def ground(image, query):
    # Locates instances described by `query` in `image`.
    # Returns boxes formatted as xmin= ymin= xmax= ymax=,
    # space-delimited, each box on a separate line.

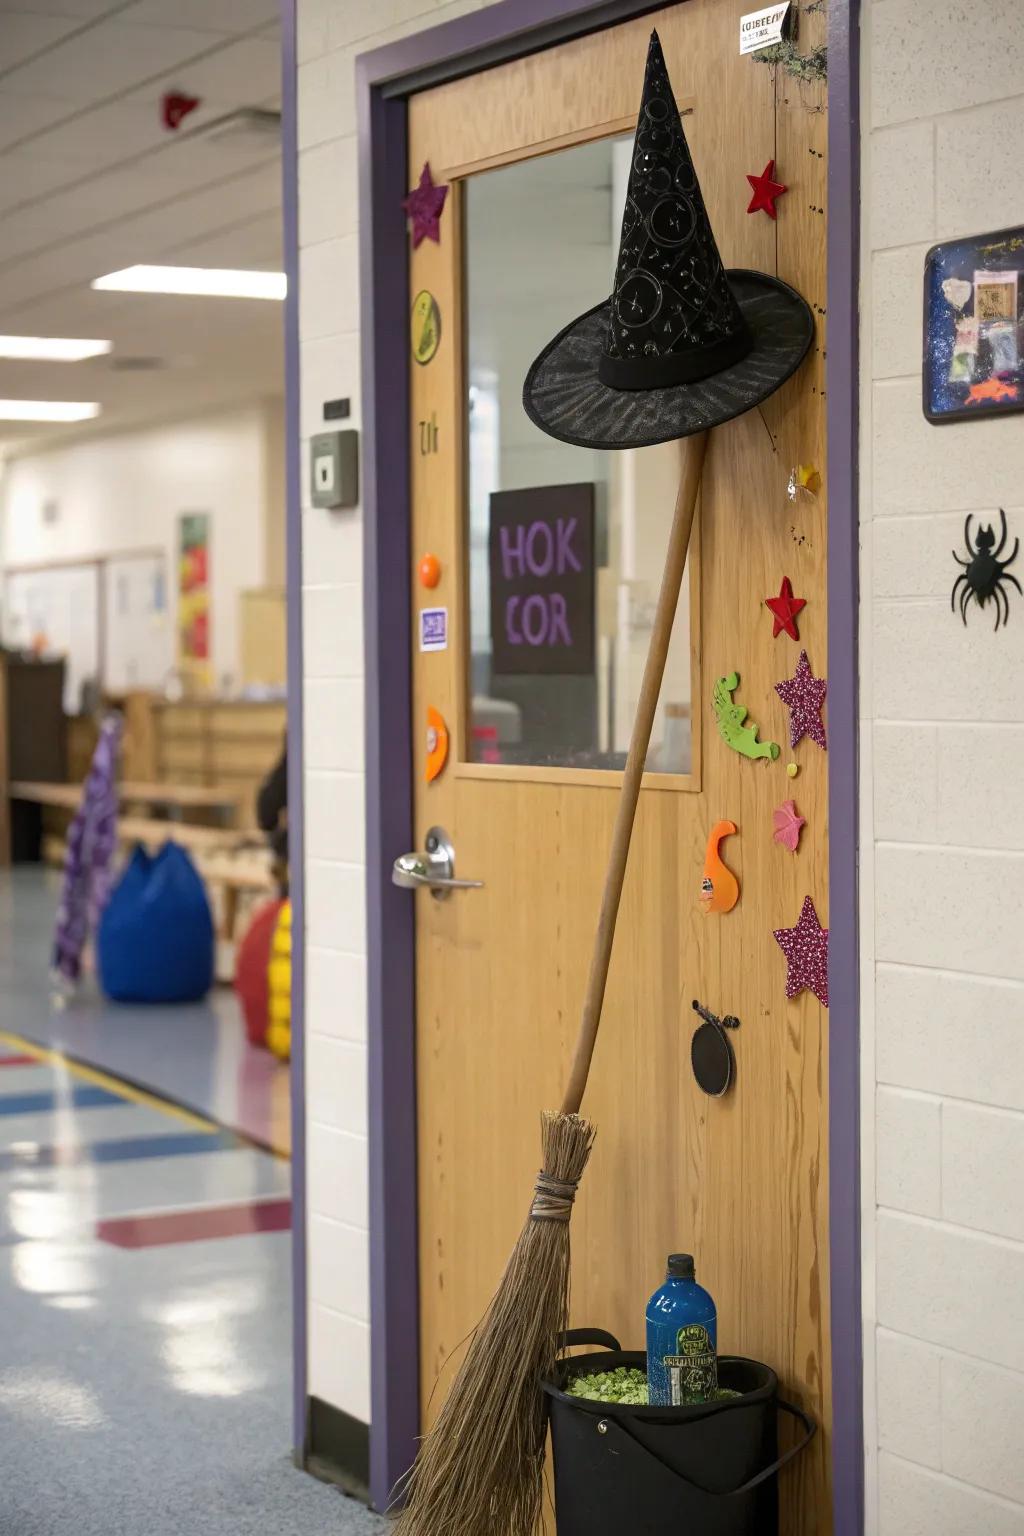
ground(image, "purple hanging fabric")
xmin=52 ymin=712 xmax=122 ymax=987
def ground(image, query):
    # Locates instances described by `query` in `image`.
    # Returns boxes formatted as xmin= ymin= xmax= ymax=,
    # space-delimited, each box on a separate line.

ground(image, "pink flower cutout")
xmin=772 ymin=799 xmax=805 ymax=853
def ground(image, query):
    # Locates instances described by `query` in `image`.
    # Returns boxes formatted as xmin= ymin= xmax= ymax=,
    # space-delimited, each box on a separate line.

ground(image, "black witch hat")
xmin=523 ymin=31 xmax=814 ymax=450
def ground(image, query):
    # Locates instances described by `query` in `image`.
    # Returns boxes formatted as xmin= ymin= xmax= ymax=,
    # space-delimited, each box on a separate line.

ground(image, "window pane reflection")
xmin=465 ymin=138 xmax=694 ymax=773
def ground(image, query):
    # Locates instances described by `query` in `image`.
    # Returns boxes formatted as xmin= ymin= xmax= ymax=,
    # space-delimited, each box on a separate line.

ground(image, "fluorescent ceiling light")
xmin=0 ymin=400 xmax=100 ymax=422
xmin=92 ymin=265 xmax=286 ymax=300
xmin=0 ymin=336 xmax=112 ymax=362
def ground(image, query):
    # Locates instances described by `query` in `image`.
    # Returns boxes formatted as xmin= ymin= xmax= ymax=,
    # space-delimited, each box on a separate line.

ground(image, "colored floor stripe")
xmin=0 ymin=1128 xmax=242 ymax=1172
xmin=0 ymin=1029 xmax=220 ymax=1135
xmin=0 ymin=1084 xmax=124 ymax=1116
xmin=98 ymin=1197 xmax=291 ymax=1249
xmin=0 ymin=1055 xmax=36 ymax=1068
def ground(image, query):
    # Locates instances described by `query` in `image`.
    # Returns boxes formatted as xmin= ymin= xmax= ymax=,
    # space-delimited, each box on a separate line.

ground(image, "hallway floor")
xmin=0 ymin=868 xmax=290 ymax=1153
xmin=0 ymin=870 xmax=384 ymax=1536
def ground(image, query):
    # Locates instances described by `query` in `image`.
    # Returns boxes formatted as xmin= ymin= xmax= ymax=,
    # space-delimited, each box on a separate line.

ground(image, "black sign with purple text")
xmin=488 ymin=483 xmax=595 ymax=676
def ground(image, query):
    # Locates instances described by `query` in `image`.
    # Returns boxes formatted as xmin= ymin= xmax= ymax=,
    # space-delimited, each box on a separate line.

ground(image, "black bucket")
xmin=543 ymin=1329 xmax=815 ymax=1536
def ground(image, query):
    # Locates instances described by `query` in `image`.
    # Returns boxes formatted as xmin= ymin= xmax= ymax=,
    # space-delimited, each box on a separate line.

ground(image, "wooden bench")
xmin=10 ymin=779 xmax=240 ymax=822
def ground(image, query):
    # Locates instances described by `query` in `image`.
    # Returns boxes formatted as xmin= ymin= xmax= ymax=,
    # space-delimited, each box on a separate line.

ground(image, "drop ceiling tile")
xmin=0 ymin=10 xmax=84 ymax=69
xmin=0 ymin=89 xmax=71 ymax=149
xmin=132 ymin=35 xmax=283 ymax=106
xmin=1 ymin=21 xmax=226 ymax=102
xmin=0 ymin=154 xmax=280 ymax=283
xmin=120 ymin=157 xmax=281 ymax=247
xmin=0 ymin=247 xmax=100 ymax=310
xmin=119 ymin=0 xmax=280 ymax=34
xmin=0 ymin=284 xmax=129 ymax=331
xmin=10 ymin=92 xmax=275 ymax=171
xmin=0 ymin=150 xmax=85 ymax=209
xmin=0 ymin=199 xmax=76 ymax=262
xmin=0 ymin=357 xmax=99 ymax=395
xmin=11 ymin=100 xmax=182 ymax=166
xmin=0 ymin=4 xmax=283 ymax=456
xmin=0 ymin=2 xmax=123 ymax=16
xmin=173 ymin=210 xmax=282 ymax=269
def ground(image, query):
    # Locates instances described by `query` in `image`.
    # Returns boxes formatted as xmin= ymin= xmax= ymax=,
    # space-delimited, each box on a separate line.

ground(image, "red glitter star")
xmin=774 ymin=895 xmax=829 ymax=1007
xmin=402 ymin=161 xmax=448 ymax=249
xmin=775 ymin=649 xmax=827 ymax=751
xmin=746 ymin=159 xmax=787 ymax=219
xmin=765 ymin=575 xmax=806 ymax=640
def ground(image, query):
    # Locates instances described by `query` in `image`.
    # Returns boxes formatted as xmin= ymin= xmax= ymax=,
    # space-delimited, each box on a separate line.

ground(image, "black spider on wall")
xmin=951 ymin=509 xmax=1021 ymax=630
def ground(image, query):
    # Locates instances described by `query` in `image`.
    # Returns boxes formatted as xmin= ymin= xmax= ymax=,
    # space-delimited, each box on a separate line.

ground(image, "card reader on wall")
xmin=310 ymin=429 xmax=358 ymax=509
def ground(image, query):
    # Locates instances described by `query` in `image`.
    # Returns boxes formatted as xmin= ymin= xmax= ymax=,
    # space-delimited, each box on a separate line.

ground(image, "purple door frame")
xmin=280 ymin=0 xmax=309 ymax=1462
xmin=352 ymin=1 xmax=863 ymax=1525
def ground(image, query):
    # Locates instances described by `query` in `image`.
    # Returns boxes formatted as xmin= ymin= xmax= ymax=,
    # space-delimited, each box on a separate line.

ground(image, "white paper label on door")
xmin=739 ymin=2 xmax=789 ymax=54
xmin=419 ymin=607 xmax=448 ymax=652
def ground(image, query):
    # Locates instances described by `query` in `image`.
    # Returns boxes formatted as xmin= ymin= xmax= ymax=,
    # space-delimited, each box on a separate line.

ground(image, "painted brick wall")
xmin=861 ymin=2 xmax=1024 ymax=1530
xmin=297 ymin=0 xmax=499 ymax=1426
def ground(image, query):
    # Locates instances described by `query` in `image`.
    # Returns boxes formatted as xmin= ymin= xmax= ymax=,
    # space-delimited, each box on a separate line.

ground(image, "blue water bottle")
xmin=645 ymin=1253 xmax=718 ymax=1407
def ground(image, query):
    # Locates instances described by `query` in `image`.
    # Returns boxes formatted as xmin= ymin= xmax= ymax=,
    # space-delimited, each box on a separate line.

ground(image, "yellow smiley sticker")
xmin=411 ymin=289 xmax=441 ymax=366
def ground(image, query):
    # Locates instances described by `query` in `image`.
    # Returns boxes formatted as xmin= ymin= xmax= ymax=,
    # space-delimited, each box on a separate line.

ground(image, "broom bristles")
xmin=391 ymin=1110 xmax=596 ymax=1536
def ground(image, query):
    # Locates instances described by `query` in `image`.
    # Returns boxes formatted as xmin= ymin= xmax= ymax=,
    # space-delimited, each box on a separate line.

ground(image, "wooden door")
xmin=406 ymin=4 xmax=830 ymax=1530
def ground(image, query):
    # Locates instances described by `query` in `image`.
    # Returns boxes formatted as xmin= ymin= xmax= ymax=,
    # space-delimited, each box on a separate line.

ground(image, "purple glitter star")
xmin=402 ymin=162 xmax=448 ymax=249
xmin=775 ymin=649 xmax=827 ymax=750
xmin=773 ymin=895 xmax=829 ymax=1008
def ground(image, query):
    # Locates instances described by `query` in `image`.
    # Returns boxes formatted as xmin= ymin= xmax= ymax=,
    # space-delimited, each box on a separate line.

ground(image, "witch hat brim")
xmin=522 ymin=30 xmax=814 ymax=451
xmin=523 ymin=270 xmax=814 ymax=450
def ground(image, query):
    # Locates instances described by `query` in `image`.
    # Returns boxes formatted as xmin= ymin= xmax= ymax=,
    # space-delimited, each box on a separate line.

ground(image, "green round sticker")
xmin=411 ymin=289 xmax=441 ymax=366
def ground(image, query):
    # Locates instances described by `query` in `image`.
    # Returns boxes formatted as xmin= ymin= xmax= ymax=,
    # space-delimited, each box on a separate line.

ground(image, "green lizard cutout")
xmin=713 ymin=672 xmax=780 ymax=762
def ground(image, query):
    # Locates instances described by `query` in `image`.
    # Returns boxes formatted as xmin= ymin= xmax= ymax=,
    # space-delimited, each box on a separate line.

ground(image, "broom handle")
xmin=560 ymin=429 xmax=709 ymax=1118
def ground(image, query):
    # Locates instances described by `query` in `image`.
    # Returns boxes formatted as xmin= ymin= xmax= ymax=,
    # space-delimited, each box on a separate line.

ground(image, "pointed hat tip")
xmin=646 ymin=28 xmax=668 ymax=66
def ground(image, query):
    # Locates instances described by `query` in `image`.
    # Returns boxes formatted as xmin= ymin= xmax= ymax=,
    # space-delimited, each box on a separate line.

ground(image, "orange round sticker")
xmin=426 ymin=706 xmax=449 ymax=783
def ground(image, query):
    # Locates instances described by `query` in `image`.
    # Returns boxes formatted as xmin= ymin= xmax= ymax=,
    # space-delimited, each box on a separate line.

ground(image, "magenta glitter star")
xmin=773 ymin=895 xmax=829 ymax=1008
xmin=774 ymin=649 xmax=827 ymax=751
xmin=402 ymin=162 xmax=448 ymax=248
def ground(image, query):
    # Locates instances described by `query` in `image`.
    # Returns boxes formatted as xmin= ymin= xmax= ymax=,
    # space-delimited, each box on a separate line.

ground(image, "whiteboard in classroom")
xmin=2 ymin=551 xmax=170 ymax=712
xmin=3 ymin=563 xmax=100 ymax=714
xmin=103 ymin=553 xmax=170 ymax=693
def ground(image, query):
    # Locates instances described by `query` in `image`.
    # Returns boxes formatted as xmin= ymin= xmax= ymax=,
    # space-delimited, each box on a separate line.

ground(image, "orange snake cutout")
xmin=425 ymin=706 xmax=449 ymax=783
xmin=699 ymin=820 xmax=739 ymax=914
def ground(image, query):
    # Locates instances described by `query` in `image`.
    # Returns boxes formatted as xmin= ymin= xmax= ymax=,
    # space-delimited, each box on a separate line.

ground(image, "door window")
xmin=464 ymin=138 xmax=696 ymax=775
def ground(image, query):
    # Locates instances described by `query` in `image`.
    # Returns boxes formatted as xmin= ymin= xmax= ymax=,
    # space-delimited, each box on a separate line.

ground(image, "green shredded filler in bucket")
xmin=566 ymin=1368 xmax=740 ymax=1407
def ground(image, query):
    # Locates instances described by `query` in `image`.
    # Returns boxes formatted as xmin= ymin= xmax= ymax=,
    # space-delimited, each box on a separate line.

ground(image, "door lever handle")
xmin=391 ymin=826 xmax=483 ymax=900
xmin=392 ymin=855 xmax=483 ymax=895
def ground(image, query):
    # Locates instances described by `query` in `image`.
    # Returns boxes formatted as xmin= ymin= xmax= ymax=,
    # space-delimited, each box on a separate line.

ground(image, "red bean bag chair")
xmin=234 ymin=899 xmax=284 ymax=1048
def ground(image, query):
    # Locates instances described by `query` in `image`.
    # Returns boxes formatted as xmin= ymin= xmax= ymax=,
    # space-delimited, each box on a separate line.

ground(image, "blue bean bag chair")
xmin=98 ymin=842 xmax=214 ymax=1004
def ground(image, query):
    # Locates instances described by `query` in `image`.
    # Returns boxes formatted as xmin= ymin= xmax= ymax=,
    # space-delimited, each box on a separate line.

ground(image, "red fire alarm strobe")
xmin=162 ymin=91 xmax=200 ymax=131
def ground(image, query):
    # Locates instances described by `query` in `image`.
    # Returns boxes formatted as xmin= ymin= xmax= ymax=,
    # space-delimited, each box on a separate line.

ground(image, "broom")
xmin=393 ymin=428 xmax=709 ymax=1536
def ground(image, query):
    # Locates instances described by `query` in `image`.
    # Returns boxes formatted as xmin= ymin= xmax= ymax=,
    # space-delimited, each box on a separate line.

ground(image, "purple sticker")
xmin=488 ymin=483 xmax=595 ymax=675
xmin=419 ymin=606 xmax=448 ymax=652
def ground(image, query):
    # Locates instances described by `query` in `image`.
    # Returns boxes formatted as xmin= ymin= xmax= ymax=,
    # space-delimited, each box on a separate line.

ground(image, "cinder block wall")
xmin=860 ymin=1 xmax=1024 ymax=1529
xmin=296 ymin=0 xmax=500 ymax=1427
